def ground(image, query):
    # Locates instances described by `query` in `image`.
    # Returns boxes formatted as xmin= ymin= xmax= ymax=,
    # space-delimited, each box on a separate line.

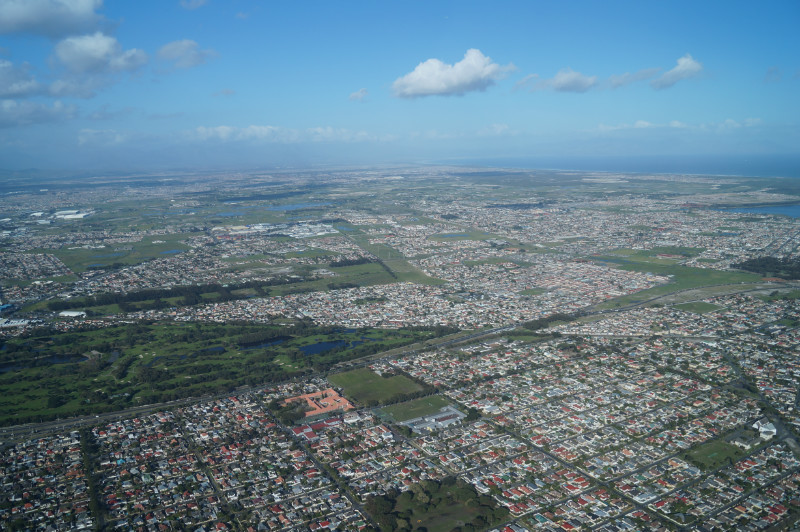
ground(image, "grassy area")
xmin=328 ymin=368 xmax=423 ymax=405
xmin=381 ymin=395 xmax=451 ymax=422
xmin=761 ymin=289 xmax=800 ymax=302
xmin=520 ymin=287 xmax=546 ymax=296
xmin=348 ymin=235 xmax=444 ymax=285
xmin=673 ymin=301 xmax=723 ymax=314
xmin=593 ymin=257 xmax=763 ymax=309
xmin=685 ymin=437 xmax=755 ymax=471
xmin=40 ymin=233 xmax=197 ymax=273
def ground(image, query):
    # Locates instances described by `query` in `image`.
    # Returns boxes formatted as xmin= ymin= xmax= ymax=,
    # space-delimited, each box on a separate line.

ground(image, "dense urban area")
xmin=2 ymin=166 xmax=800 ymax=532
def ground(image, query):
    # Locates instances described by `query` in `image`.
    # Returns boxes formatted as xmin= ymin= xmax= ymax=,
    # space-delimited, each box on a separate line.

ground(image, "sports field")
xmin=328 ymin=368 xmax=422 ymax=405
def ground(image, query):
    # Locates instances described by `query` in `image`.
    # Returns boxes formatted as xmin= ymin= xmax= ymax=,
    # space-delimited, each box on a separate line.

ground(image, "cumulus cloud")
xmin=0 ymin=99 xmax=75 ymax=127
xmin=54 ymin=32 xmax=147 ymax=74
xmin=517 ymin=68 xmax=597 ymax=93
xmin=349 ymin=88 xmax=368 ymax=102
xmin=609 ymin=67 xmax=660 ymax=88
xmin=0 ymin=59 xmax=42 ymax=97
xmin=392 ymin=48 xmax=514 ymax=98
xmin=158 ymin=39 xmax=216 ymax=69
xmin=180 ymin=0 xmax=207 ymax=9
xmin=0 ymin=0 xmax=104 ymax=37
xmin=651 ymin=54 xmax=702 ymax=89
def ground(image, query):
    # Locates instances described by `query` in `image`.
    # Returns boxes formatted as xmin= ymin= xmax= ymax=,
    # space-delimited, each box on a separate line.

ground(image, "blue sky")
xmin=0 ymin=0 xmax=798 ymax=172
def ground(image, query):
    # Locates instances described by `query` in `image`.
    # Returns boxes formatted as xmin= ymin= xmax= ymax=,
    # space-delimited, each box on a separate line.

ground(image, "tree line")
xmin=732 ymin=256 xmax=800 ymax=280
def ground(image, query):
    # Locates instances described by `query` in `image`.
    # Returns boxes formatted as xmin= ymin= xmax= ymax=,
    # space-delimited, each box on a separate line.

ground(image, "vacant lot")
xmin=381 ymin=395 xmax=451 ymax=422
xmin=672 ymin=301 xmax=723 ymax=314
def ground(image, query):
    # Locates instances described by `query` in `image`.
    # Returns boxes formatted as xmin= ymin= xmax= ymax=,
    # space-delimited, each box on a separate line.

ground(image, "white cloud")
xmin=0 ymin=59 xmax=42 ymax=97
xmin=349 ymin=88 xmax=368 ymax=102
xmin=193 ymin=125 xmax=375 ymax=143
xmin=651 ymin=54 xmax=702 ymax=89
xmin=608 ymin=67 xmax=660 ymax=88
xmin=518 ymin=68 xmax=597 ymax=93
xmin=392 ymin=48 xmax=514 ymax=98
xmin=597 ymin=118 xmax=761 ymax=132
xmin=0 ymin=0 xmax=104 ymax=37
xmin=476 ymin=123 xmax=511 ymax=136
xmin=306 ymin=126 xmax=372 ymax=142
xmin=548 ymin=68 xmax=597 ymax=92
xmin=0 ymin=99 xmax=75 ymax=127
xmin=195 ymin=125 xmax=288 ymax=142
xmin=513 ymin=73 xmax=537 ymax=91
xmin=717 ymin=118 xmax=762 ymax=130
xmin=54 ymin=32 xmax=147 ymax=74
xmin=158 ymin=39 xmax=216 ymax=69
xmin=49 ymin=77 xmax=99 ymax=97
xmin=180 ymin=0 xmax=207 ymax=9
xmin=213 ymin=88 xmax=235 ymax=97
xmin=78 ymin=128 xmax=125 ymax=145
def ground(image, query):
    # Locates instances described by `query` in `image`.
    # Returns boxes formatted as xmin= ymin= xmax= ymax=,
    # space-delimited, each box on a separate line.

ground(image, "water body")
xmin=438 ymin=233 xmax=470 ymax=238
xmin=722 ymin=204 xmax=800 ymax=218
xmin=267 ymin=202 xmax=332 ymax=211
xmin=160 ymin=249 xmax=183 ymax=255
xmin=92 ymin=252 xmax=125 ymax=258
xmin=241 ymin=337 xmax=289 ymax=350
xmin=299 ymin=340 xmax=346 ymax=355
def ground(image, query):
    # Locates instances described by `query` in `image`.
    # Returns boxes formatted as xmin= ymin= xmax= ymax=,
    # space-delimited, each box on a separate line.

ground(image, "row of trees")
xmin=521 ymin=311 xmax=579 ymax=331
xmin=732 ymin=256 xmax=800 ymax=280
xmin=45 ymin=276 xmax=310 ymax=312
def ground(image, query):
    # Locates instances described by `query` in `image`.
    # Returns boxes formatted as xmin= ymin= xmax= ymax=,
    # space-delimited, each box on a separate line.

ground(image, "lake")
xmin=723 ymin=204 xmax=800 ymax=218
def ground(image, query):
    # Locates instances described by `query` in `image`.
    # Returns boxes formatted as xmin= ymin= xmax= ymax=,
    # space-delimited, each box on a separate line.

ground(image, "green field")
xmin=328 ymin=368 xmax=423 ymax=405
xmin=520 ymin=287 xmax=546 ymax=296
xmin=593 ymin=257 xmax=763 ymax=309
xmin=40 ymin=232 xmax=197 ymax=273
xmin=673 ymin=301 xmax=723 ymax=314
xmin=685 ymin=437 xmax=755 ymax=471
xmin=348 ymin=235 xmax=444 ymax=285
xmin=381 ymin=395 xmax=451 ymax=422
xmin=0 ymin=323 xmax=439 ymax=426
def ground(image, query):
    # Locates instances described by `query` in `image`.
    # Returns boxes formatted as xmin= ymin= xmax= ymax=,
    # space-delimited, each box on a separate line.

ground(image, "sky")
xmin=0 ymin=0 xmax=798 ymax=173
